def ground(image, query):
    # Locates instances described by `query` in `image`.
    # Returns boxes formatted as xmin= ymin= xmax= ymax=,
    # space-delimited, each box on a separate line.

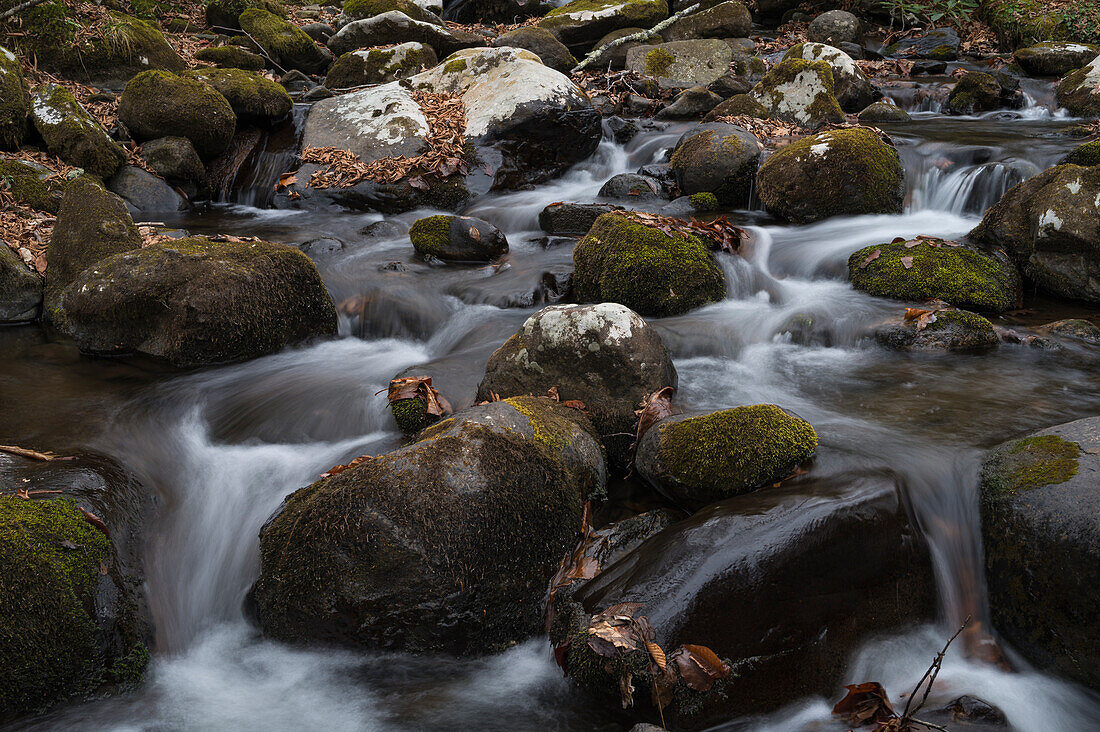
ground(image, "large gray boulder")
xmin=1014 ymin=42 xmax=1099 ymax=77
xmin=625 ymin=39 xmax=733 ymax=87
xmin=808 ymin=10 xmax=861 ymax=46
xmin=781 ymin=42 xmax=876 ymax=112
xmin=325 ymin=43 xmax=438 ymax=88
xmin=659 ymin=1 xmax=750 ymax=42
xmin=750 ymin=57 xmax=844 ymax=129
xmin=491 ymin=26 xmax=576 ymax=74
xmin=327 ymin=11 xmax=481 ymax=57
xmin=538 ymin=0 xmax=669 ymax=46
xmin=107 ymin=166 xmax=189 ymax=214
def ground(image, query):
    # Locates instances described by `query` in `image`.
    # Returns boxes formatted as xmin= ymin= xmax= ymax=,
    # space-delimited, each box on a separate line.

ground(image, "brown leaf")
xmin=546 ymin=386 xmax=559 ymax=401
xmin=78 ymin=507 xmax=110 ymax=538
xmin=275 ymin=172 xmax=297 ymax=191
xmin=832 ymin=681 xmax=897 ymax=726
xmin=900 ymin=256 xmax=914 ymax=269
xmin=562 ymin=399 xmax=586 ymax=410
xmin=646 ymin=641 xmax=667 ymax=672
xmin=468 ymin=226 xmax=481 ymax=242
xmin=321 ymin=454 xmax=373 ymax=478
xmin=904 ymin=308 xmax=931 ymax=322
xmin=859 ymin=249 xmax=881 ymax=269
xmin=631 ymin=387 xmax=675 ymax=463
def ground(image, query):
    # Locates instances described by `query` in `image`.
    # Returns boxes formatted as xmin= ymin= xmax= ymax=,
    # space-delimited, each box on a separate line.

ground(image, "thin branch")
xmin=210 ymin=25 xmax=288 ymax=75
xmin=0 ymin=0 xmax=51 ymax=23
xmin=0 ymin=444 xmax=74 ymax=461
xmin=571 ymin=3 xmax=701 ymax=74
xmin=901 ymin=616 xmax=970 ymax=720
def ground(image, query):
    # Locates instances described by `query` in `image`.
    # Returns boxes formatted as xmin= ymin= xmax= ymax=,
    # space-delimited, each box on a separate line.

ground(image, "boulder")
xmin=808 ymin=9 xmax=861 ymax=46
xmin=1041 ymin=318 xmax=1100 ymax=344
xmin=885 ymin=27 xmax=960 ymax=61
xmin=193 ymin=46 xmax=267 ymax=71
xmin=60 ymin=237 xmax=337 ymax=367
xmin=848 ymin=238 xmax=1020 ymax=313
xmin=344 ymin=0 xmax=444 ymax=24
xmin=409 ymin=214 xmax=508 ymax=261
xmin=749 ymin=58 xmax=844 ymax=129
xmin=969 ymin=164 xmax=1100 ymax=303
xmin=476 ymin=302 xmax=677 ymax=466
xmin=636 ymin=405 xmax=817 ymax=510
xmin=107 ymin=166 xmax=189 ymax=214
xmin=706 ymin=71 xmax=752 ymax=99
xmin=573 ymin=211 xmax=725 ymax=317
xmin=301 ymin=82 xmax=430 ymax=161
xmin=29 ymin=85 xmax=126 ymax=179
xmin=781 ymin=42 xmax=876 ymax=112
xmin=660 ymin=1 xmax=750 ymax=42
xmin=656 ymin=85 xmax=723 ymax=118
xmin=539 ymin=202 xmax=621 ymax=235
xmin=325 ymin=43 xmax=437 ymax=88
xmin=874 ymin=308 xmax=999 ymax=351
xmin=1055 ymin=54 xmax=1100 ymax=117
xmin=139 ymin=137 xmax=205 ymax=184
xmin=668 ymin=122 xmax=760 ymax=205
xmin=0 ymin=157 xmax=66 ymax=213
xmin=756 ymin=127 xmax=904 ymax=223
xmin=118 ymin=71 xmax=236 ymax=160
xmin=587 ymin=27 xmax=660 ymax=69
xmin=240 ymin=8 xmax=333 ymax=74
xmin=251 ymin=396 xmax=603 ymax=654
xmin=946 ymin=71 xmax=1001 ymax=115
xmin=597 ymin=172 xmax=670 ymax=202
xmin=701 ymin=93 xmax=768 ymax=122
xmin=0 ymin=244 xmax=41 ymax=323
xmin=1060 ymin=140 xmax=1100 ymax=166
xmin=492 ymin=26 xmax=576 ymax=74
xmin=625 ymin=39 xmax=733 ymax=86
xmin=1014 ymin=42 xmax=1099 ymax=77
xmin=205 ymin=0 xmax=287 ymax=31
xmin=445 ymin=0 xmax=546 ymax=22
xmin=0 ymin=46 xmax=29 ymax=149
xmin=538 ymin=0 xmax=669 ymax=47
xmin=981 ymin=417 xmax=1100 ymax=690
xmin=327 ymin=11 xmax=480 ymax=57
xmin=858 ymin=100 xmax=911 ymax=122
xmin=181 ymin=68 xmax=293 ymax=124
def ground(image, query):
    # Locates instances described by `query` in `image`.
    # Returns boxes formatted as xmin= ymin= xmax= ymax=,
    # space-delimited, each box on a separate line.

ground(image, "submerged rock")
xmin=668 ymin=122 xmax=761 ymax=205
xmin=118 ymin=71 xmax=237 ymax=160
xmin=874 ymin=309 xmax=999 ymax=351
xmin=1014 ymin=42 xmax=1099 ymax=77
xmin=625 ymin=39 xmax=734 ymax=87
xmin=538 ymin=0 xmax=669 ymax=47
xmin=1040 ymin=318 xmax=1100 ymax=344
xmin=781 ymin=42 xmax=876 ymax=112
xmin=409 ymin=214 xmax=508 ymax=261
xmin=1055 ymin=54 xmax=1100 ymax=117
xmin=0 ymin=244 xmax=41 ymax=323
xmin=30 ymin=85 xmax=126 ymax=179
xmin=749 ymin=57 xmax=844 ymax=129
xmin=598 ymin=172 xmax=670 ymax=201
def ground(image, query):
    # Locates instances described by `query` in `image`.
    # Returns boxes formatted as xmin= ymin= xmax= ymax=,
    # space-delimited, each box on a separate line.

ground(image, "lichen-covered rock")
xmin=625 ymin=39 xmax=733 ymax=86
xmin=409 ymin=214 xmax=508 ymax=261
xmin=240 ymin=8 xmax=332 ymax=74
xmin=139 ymin=137 xmax=205 ymax=184
xmin=327 ymin=11 xmax=479 ymax=57
xmin=1014 ymin=42 xmax=1099 ymax=76
xmin=885 ymin=27 xmax=960 ymax=61
xmin=701 ymin=93 xmax=769 ymax=122
xmin=660 ymin=1 xmax=750 ymax=42
xmin=749 ymin=57 xmax=844 ymax=129
xmin=969 ymin=164 xmax=1100 ymax=303
xmin=668 ymin=122 xmax=761 ymax=205
xmin=573 ymin=211 xmax=725 ymax=317
xmin=1055 ymin=54 xmax=1100 ymax=117
xmin=980 ymin=417 xmax=1100 ymax=690
xmin=874 ymin=308 xmax=998 ymax=351
xmin=44 ymin=177 xmax=141 ymax=328
xmin=946 ymin=71 xmax=1001 ymax=115
xmin=848 ymin=239 xmax=1020 ymax=313
xmin=808 ymin=9 xmax=861 ymax=46
xmin=1060 ymin=139 xmax=1100 ymax=166
xmin=781 ymin=42 xmax=876 ymax=113
xmin=636 ymin=405 xmax=817 ymax=509
xmin=538 ymin=202 xmax=621 ymax=235
xmin=0 ymin=157 xmax=66 ymax=213
xmin=538 ymin=0 xmax=669 ymax=46
xmin=588 ymin=27 xmax=660 ymax=69
xmin=344 ymin=0 xmax=443 ymax=25
xmin=0 ymin=46 xmax=29 ymax=149
xmin=0 ymin=243 xmax=41 ymax=323
xmin=107 ymin=166 xmax=189 ymax=214
xmin=181 ymin=68 xmax=292 ymax=124
xmin=205 ymin=0 xmax=287 ymax=31
xmin=302 ymin=81 xmax=430 ymax=161
xmin=29 ymin=85 xmax=126 ymax=179
xmin=492 ymin=26 xmax=576 ymax=74
xmin=118 ymin=71 xmax=236 ymax=160
xmin=193 ymin=45 xmax=267 ymax=71
xmin=325 ymin=42 xmax=437 ymax=88
xmin=858 ymin=100 xmax=911 ymax=122
xmin=476 ymin=302 xmax=677 ymax=467
xmin=756 ymin=127 xmax=904 ymax=223
xmin=250 ymin=396 xmax=603 ymax=654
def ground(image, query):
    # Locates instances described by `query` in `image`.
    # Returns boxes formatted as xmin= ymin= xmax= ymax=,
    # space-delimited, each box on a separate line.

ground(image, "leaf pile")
xmin=298 ymin=91 xmax=467 ymax=190
xmin=833 ymin=682 xmax=897 ymax=728
xmin=856 ymin=58 xmax=916 ymax=79
xmin=384 ymin=375 xmax=453 ymax=417
xmin=628 ymin=212 xmax=747 ymax=254
xmin=753 ymin=20 xmax=807 ymax=54
xmin=571 ymin=70 xmax=677 ymax=112
xmin=0 ymin=208 xmax=53 ymax=274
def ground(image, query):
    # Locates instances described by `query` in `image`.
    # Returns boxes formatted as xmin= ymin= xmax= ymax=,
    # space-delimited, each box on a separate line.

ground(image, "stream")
xmin=3 ymin=79 xmax=1100 ymax=730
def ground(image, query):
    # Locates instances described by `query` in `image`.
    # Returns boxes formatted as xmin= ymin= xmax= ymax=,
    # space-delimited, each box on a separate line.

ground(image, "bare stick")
xmin=0 ymin=0 xmax=51 ymax=23
xmin=571 ymin=3 xmax=701 ymax=74
xmin=0 ymin=444 xmax=74 ymax=461
xmin=901 ymin=616 xmax=970 ymax=720
xmin=210 ymin=25 xmax=288 ymax=75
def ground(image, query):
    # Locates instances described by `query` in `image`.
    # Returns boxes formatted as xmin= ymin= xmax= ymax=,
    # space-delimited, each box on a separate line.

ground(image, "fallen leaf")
xmin=859 ymin=249 xmax=881 ymax=269
xmin=832 ymin=681 xmax=897 ymax=727
xmin=900 ymin=256 xmax=914 ymax=269
xmin=468 ymin=226 xmax=481 ymax=242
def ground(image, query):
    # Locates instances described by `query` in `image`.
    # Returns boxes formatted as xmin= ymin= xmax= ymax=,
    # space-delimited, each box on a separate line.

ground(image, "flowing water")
xmin=4 ymin=84 xmax=1100 ymax=731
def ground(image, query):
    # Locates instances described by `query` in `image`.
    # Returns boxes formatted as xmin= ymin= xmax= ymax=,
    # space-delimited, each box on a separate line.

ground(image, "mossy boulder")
xmin=873 ymin=308 xmax=999 ymax=351
xmin=1014 ymin=42 xmax=1099 ymax=76
xmin=1055 ymin=55 xmax=1100 ymax=117
xmin=781 ymin=42 xmax=876 ymax=112
xmin=668 ymin=123 xmax=761 ymax=205
xmin=138 ymin=137 xmax=205 ymax=184
xmin=29 ymin=85 xmax=126 ymax=179
xmin=625 ymin=39 xmax=733 ymax=86
xmin=979 ymin=0 xmax=1069 ymax=49
xmin=0 ymin=242 xmax=41 ymax=323
xmin=947 ymin=71 xmax=1001 ymax=115
xmin=118 ymin=70 xmax=236 ymax=160
xmin=0 ymin=157 xmax=67 ymax=213
xmin=344 ymin=0 xmax=443 ymax=25
xmin=194 ymin=45 xmax=267 ymax=71
xmin=1060 ymin=139 xmax=1100 ymax=166
xmin=980 ymin=417 xmax=1100 ymax=690
xmin=660 ymin=1 xmax=750 ymax=42
xmin=0 ymin=46 xmax=29 ymax=149
xmin=756 ymin=127 xmax=904 ymax=223
xmin=573 ymin=211 xmax=726 ymax=317
xmin=181 ymin=68 xmax=292 ymax=124
xmin=636 ymin=405 xmax=818 ymax=509
xmin=749 ymin=58 xmax=844 ymax=129
xmin=250 ymin=396 xmax=604 ymax=654
xmin=808 ymin=9 xmax=861 ymax=46
xmin=44 ymin=177 xmax=141 ymax=329
xmin=476 ymin=302 xmax=677 ymax=468
xmin=59 ymin=236 xmax=337 ymax=367
xmin=327 ymin=11 xmax=477 ymax=58
xmin=858 ymin=101 xmax=911 ymax=123
xmin=240 ymin=8 xmax=332 ymax=74
xmin=205 ymin=0 xmax=287 ymax=31
xmin=1041 ymin=317 xmax=1100 ymax=343
xmin=701 ymin=93 xmax=769 ymax=122
xmin=492 ymin=26 xmax=575 ymax=74
xmin=885 ymin=27 xmax=960 ymax=61
xmin=409 ymin=214 xmax=508 ymax=262
xmin=539 ymin=0 xmax=669 ymax=46
xmin=325 ymin=42 xmax=437 ymax=88
xmin=848 ymin=239 xmax=1020 ymax=313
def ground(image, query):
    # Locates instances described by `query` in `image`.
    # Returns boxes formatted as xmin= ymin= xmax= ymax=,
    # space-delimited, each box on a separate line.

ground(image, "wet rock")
xmin=346 ymin=284 xmax=451 ymax=339
xmin=756 ymin=127 xmax=904 ymax=223
xmin=278 ymin=69 xmax=314 ymax=92
xmin=539 ymin=202 xmax=622 ymax=235
xmin=729 ymin=52 xmax=767 ymax=84
xmin=344 ymin=0 xmax=443 ymax=24
xmin=118 ymin=71 xmax=236 ymax=160
xmin=538 ymin=0 xmax=669 ymax=47
xmin=848 ymin=239 xmax=1020 ymax=313
xmin=749 ymin=57 xmax=844 ymax=129
xmin=781 ymin=42 xmax=876 ymax=112
xmin=636 ymin=405 xmax=817 ymax=510
xmin=947 ymin=71 xmax=1001 ymax=115
xmin=298 ymin=236 xmax=346 ymax=256
xmin=886 ymin=27 xmax=960 ymax=61
xmin=1041 ymin=318 xmax=1100 ymax=344
xmin=1055 ymin=54 xmax=1100 ymax=117
xmin=626 ymin=39 xmax=734 ymax=87
xmin=476 ymin=302 xmax=676 ymax=467
xmin=181 ymin=68 xmax=293 ymax=124
xmin=206 ymin=0 xmax=287 ymax=31
xmin=139 ymin=137 xmax=206 ymax=185
xmin=573 ymin=211 xmax=725 ymax=317
xmin=969 ymin=164 xmax=1100 ymax=304
xmin=874 ymin=309 xmax=999 ymax=351
xmin=588 ymin=27 xmax=660 ymax=69
xmin=60 ymin=236 xmax=337 ymax=367
xmin=240 ymin=8 xmax=333 ymax=74
xmin=660 ymin=1 xmax=751 ymax=42
xmin=942 ymin=695 xmax=1008 ymax=726
xmin=1060 ymin=139 xmax=1100 ymax=166
xmin=107 ymin=166 xmax=189 ymax=215
xmin=701 ymin=93 xmax=769 ymax=122
xmin=30 ymin=85 xmax=126 ymax=179
xmin=656 ymin=85 xmax=723 ymax=118
xmin=1014 ymin=42 xmax=1099 ymax=77
xmin=492 ymin=26 xmax=576 ymax=74
xmin=300 ymin=85 xmax=335 ymax=101
xmin=0 ymin=46 xmax=29 ymax=149
xmin=669 ymin=122 xmax=760 ymax=205
xmin=0 ymin=244 xmax=41 ymax=323
xmin=598 ymin=172 xmax=670 ymax=201
xmin=605 ymin=115 xmax=639 ymax=143
xmin=328 ymin=11 xmax=480 ymax=57
xmin=251 ymin=396 xmax=604 ymax=654
xmin=980 ymin=417 xmax=1100 ymax=690
xmin=912 ymin=59 xmax=948 ymax=75
xmin=857 ymin=100 xmax=910 ymax=122
xmin=706 ymin=71 xmax=753 ymax=98
xmin=301 ymin=22 xmax=335 ymax=42
xmin=808 ymin=10 xmax=861 ymax=46
xmin=325 ymin=42 xmax=437 ymax=88
xmin=409 ymin=214 xmax=508 ymax=261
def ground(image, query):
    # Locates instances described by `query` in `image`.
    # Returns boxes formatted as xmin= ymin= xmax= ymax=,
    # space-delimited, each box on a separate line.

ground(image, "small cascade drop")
xmin=221 ymin=104 xmax=310 ymax=208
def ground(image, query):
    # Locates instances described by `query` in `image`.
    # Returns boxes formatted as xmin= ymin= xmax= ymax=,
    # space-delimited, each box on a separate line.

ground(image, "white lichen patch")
xmin=1065 ymin=179 xmax=1082 ymax=194
xmin=755 ymin=69 xmax=832 ymax=126
xmin=529 ymin=302 xmax=643 ymax=353
xmin=1037 ymin=208 xmax=1064 ymax=236
xmin=810 ymin=141 xmax=830 ymax=156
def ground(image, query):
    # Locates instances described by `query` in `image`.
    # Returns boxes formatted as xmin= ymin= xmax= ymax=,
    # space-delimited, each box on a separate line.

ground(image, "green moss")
xmin=573 ymin=212 xmax=725 ymax=317
xmin=391 ymin=396 xmax=437 ymax=435
xmin=858 ymin=102 xmax=911 ymax=123
xmin=848 ymin=239 xmax=1019 ymax=313
xmin=106 ymin=642 xmax=150 ymax=687
xmin=239 ymin=8 xmax=328 ymax=74
xmin=182 ymin=68 xmax=292 ymax=122
xmin=703 ymin=94 xmax=769 ymax=122
xmin=0 ymin=158 xmax=66 ymax=213
xmin=443 ymin=57 xmax=468 ymax=73
xmin=344 ymin=0 xmax=440 ymax=24
xmin=929 ymin=44 xmax=956 ymax=61
xmin=0 ymin=497 xmax=111 ymax=713
xmin=194 ymin=45 xmax=267 ymax=71
xmin=503 ymin=396 xmax=572 ymax=453
xmin=982 ymin=435 xmax=1080 ymax=497
xmin=979 ymin=0 xmax=1073 ymax=47
xmin=205 ymin=0 xmax=287 ymax=30
xmin=947 ymin=71 xmax=1000 ymax=115
xmin=118 ymin=70 xmax=237 ymax=159
xmin=644 ymin=47 xmax=675 ymax=77
xmin=923 ymin=308 xmax=995 ymax=335
xmin=0 ymin=46 xmax=28 ymax=149
xmin=31 ymin=84 xmax=127 ymax=179
xmin=689 ymin=192 xmax=719 ymax=211
xmin=1061 ymin=140 xmax=1100 ymax=167
xmin=409 ymin=214 xmax=451 ymax=255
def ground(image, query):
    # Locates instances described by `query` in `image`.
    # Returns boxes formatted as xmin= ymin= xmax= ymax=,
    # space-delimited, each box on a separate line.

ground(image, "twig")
xmin=210 ymin=25 xmax=288 ymax=75
xmin=901 ymin=616 xmax=970 ymax=721
xmin=0 ymin=0 xmax=50 ymax=22
xmin=571 ymin=3 xmax=701 ymax=74
xmin=0 ymin=444 xmax=75 ymax=461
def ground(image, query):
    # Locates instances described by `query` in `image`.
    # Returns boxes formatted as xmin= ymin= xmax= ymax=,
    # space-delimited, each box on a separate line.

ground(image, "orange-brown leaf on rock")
xmin=383 ymin=376 xmax=452 ymax=416
xmin=859 ymin=249 xmax=881 ymax=268
xmin=632 ymin=386 xmax=675 ymax=457
xmin=274 ymin=172 xmax=296 ymax=191
xmin=321 ymin=454 xmax=373 ymax=478
xmin=670 ymin=644 xmax=730 ymax=692
xmin=900 ymin=256 xmax=914 ymax=269
xmin=832 ymin=681 xmax=898 ymax=727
